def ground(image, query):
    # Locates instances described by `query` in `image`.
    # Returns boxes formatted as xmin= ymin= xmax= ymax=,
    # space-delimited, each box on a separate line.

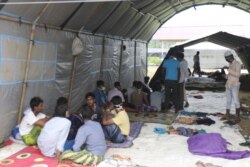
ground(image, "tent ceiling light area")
xmin=0 ymin=0 xmax=250 ymax=143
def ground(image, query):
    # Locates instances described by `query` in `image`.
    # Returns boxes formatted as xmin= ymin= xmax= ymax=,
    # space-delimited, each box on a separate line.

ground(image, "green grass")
xmin=148 ymin=56 xmax=162 ymax=65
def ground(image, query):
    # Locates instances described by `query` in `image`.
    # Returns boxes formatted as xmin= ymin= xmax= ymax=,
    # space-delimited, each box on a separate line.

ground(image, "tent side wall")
xmin=0 ymin=20 xmax=31 ymax=142
xmin=0 ymin=19 xmax=147 ymax=142
xmin=0 ymin=19 xmax=75 ymax=142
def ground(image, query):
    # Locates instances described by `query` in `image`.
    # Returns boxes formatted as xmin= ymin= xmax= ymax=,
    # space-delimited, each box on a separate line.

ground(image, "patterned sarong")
xmin=60 ymin=150 xmax=104 ymax=166
xmin=22 ymin=126 xmax=42 ymax=145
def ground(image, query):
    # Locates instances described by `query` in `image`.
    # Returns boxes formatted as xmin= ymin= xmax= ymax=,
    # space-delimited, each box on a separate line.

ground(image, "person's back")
xmin=38 ymin=117 xmax=71 ymax=157
xmin=73 ymin=120 xmax=106 ymax=156
xmin=60 ymin=107 xmax=106 ymax=166
xmin=108 ymin=82 xmax=124 ymax=102
xmin=162 ymin=50 xmax=180 ymax=112
xmin=38 ymin=104 xmax=71 ymax=157
xmin=131 ymin=84 xmax=148 ymax=106
xmin=150 ymin=83 xmax=163 ymax=111
xmin=127 ymin=81 xmax=137 ymax=103
xmin=163 ymin=58 xmax=180 ymax=81
xmin=150 ymin=91 xmax=162 ymax=111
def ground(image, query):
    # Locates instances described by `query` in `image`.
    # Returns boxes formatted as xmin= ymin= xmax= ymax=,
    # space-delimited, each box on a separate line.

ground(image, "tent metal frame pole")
xmin=17 ymin=3 xmax=50 ymax=124
xmin=0 ymin=15 xmax=147 ymax=44
xmin=146 ymin=43 xmax=148 ymax=76
xmin=134 ymin=41 xmax=137 ymax=80
xmin=99 ymin=36 xmax=105 ymax=80
xmin=119 ymin=40 xmax=124 ymax=81
xmin=68 ymin=55 xmax=77 ymax=111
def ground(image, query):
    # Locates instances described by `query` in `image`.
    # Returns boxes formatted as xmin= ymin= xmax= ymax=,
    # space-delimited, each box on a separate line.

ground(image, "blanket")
xmin=107 ymin=121 xmax=144 ymax=148
xmin=0 ymin=146 xmax=82 ymax=167
xmin=188 ymin=133 xmax=250 ymax=160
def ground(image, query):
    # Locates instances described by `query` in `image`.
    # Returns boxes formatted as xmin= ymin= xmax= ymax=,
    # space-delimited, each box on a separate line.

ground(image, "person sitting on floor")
xmin=127 ymin=81 xmax=137 ymax=104
xmin=37 ymin=104 xmax=71 ymax=158
xmin=102 ymin=96 xmax=130 ymax=143
xmin=83 ymin=92 xmax=103 ymax=123
xmin=131 ymin=81 xmax=157 ymax=112
xmin=150 ymin=81 xmax=164 ymax=112
xmin=108 ymin=81 xmax=125 ymax=102
xmin=95 ymin=80 xmax=108 ymax=107
xmin=60 ymin=106 xmax=106 ymax=166
xmin=55 ymin=97 xmax=84 ymax=141
xmin=19 ymin=97 xmax=50 ymax=145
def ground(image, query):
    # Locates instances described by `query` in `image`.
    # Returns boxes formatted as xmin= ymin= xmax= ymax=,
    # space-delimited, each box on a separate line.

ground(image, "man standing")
xmin=162 ymin=49 xmax=180 ymax=112
xmin=223 ymin=50 xmax=241 ymax=123
xmin=177 ymin=52 xmax=189 ymax=111
xmin=192 ymin=51 xmax=201 ymax=77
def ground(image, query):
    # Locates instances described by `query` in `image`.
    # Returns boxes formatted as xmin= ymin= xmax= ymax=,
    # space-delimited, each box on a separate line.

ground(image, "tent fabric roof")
xmin=0 ymin=0 xmax=250 ymax=41
xmin=175 ymin=31 xmax=250 ymax=49
xmin=175 ymin=31 xmax=250 ymax=72
xmin=149 ymin=32 xmax=250 ymax=89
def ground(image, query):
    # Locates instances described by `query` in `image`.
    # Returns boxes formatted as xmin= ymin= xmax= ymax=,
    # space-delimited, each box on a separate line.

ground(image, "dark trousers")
xmin=102 ymin=124 xmax=125 ymax=143
xmin=177 ymin=82 xmax=184 ymax=110
xmin=165 ymin=80 xmax=178 ymax=110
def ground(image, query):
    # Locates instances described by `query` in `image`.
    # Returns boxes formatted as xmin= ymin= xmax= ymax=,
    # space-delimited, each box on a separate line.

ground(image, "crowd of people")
xmin=16 ymin=48 xmax=242 ymax=166
xmin=18 ymin=83 xmax=131 ymax=165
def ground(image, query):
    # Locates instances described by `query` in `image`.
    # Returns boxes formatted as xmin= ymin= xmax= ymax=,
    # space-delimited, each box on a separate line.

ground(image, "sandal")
xmin=239 ymin=141 xmax=250 ymax=146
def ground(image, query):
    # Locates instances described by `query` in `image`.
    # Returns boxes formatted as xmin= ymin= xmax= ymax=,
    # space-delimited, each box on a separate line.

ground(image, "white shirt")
xmin=150 ymin=91 xmax=164 ymax=111
xmin=179 ymin=59 xmax=189 ymax=83
xmin=226 ymin=59 xmax=241 ymax=88
xmin=108 ymin=88 xmax=125 ymax=102
xmin=38 ymin=117 xmax=71 ymax=157
xmin=19 ymin=108 xmax=46 ymax=136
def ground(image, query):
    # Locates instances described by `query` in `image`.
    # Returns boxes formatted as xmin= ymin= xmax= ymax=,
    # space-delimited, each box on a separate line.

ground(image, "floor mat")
xmin=0 ymin=146 xmax=81 ymax=167
xmin=127 ymin=112 xmax=176 ymax=125
xmin=107 ymin=121 xmax=144 ymax=148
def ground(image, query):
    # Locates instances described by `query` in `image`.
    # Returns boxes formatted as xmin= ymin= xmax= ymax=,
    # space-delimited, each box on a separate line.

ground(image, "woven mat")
xmin=127 ymin=112 xmax=176 ymax=125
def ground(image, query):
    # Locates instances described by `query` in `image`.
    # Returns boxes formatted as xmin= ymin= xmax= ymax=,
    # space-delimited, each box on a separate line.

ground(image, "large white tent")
xmin=0 ymin=0 xmax=250 ymax=143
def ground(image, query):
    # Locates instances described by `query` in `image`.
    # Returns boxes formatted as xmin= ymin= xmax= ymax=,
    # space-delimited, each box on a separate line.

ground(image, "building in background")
xmin=148 ymin=25 xmax=246 ymax=69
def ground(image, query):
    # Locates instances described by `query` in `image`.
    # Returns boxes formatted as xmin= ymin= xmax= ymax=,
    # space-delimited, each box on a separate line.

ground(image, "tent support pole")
xmin=68 ymin=55 xmax=77 ymax=111
xmin=99 ymin=36 xmax=105 ymax=80
xmin=17 ymin=3 xmax=50 ymax=124
xmin=134 ymin=41 xmax=137 ymax=80
xmin=118 ymin=40 xmax=123 ymax=81
xmin=146 ymin=43 xmax=148 ymax=76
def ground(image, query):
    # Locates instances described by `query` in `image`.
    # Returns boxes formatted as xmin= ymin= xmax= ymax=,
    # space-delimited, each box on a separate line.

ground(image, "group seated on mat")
xmin=11 ymin=86 xmax=144 ymax=166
